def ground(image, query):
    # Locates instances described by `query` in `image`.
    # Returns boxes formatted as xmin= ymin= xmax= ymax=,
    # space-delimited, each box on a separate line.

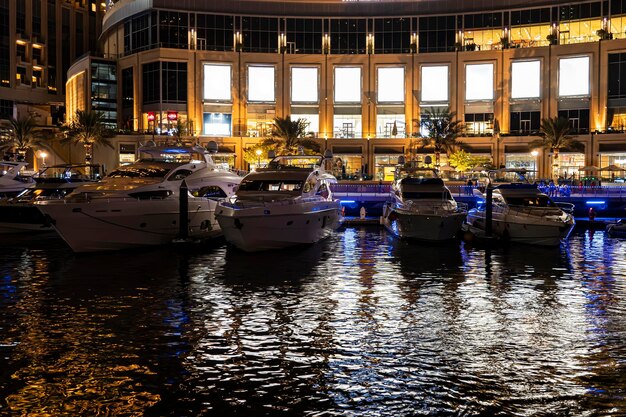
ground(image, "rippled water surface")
xmin=1 ymin=228 xmax=626 ymax=416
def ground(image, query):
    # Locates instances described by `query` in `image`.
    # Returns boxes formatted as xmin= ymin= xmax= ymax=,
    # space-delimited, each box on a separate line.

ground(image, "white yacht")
xmin=0 ymin=163 xmax=100 ymax=233
xmin=380 ymin=167 xmax=467 ymax=241
xmin=215 ymin=153 xmax=342 ymax=252
xmin=0 ymin=161 xmax=34 ymax=198
xmin=37 ymin=143 xmax=242 ymax=252
xmin=464 ymin=183 xmax=575 ymax=246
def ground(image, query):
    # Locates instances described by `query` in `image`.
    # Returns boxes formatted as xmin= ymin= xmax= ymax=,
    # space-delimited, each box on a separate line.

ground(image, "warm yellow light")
xmin=16 ymin=39 xmax=27 ymax=45
xmin=255 ymin=149 xmax=262 ymax=156
xmin=531 ymin=150 xmax=539 ymax=157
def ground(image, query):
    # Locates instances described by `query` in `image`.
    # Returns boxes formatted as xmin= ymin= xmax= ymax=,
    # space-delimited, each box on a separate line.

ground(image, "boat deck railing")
xmin=396 ymin=201 xmax=468 ymax=215
xmin=493 ymin=203 xmax=567 ymax=218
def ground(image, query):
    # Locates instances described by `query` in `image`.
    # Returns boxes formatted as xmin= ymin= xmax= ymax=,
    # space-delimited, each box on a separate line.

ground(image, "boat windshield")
xmin=108 ymin=166 xmax=172 ymax=178
xmin=139 ymin=150 xmax=205 ymax=163
xmin=505 ymin=195 xmax=556 ymax=207
xmin=238 ymin=179 xmax=303 ymax=192
xmin=16 ymin=188 xmax=72 ymax=200
xmin=403 ymin=191 xmax=452 ymax=200
xmin=37 ymin=166 xmax=96 ymax=180
xmin=0 ymin=166 xmax=16 ymax=176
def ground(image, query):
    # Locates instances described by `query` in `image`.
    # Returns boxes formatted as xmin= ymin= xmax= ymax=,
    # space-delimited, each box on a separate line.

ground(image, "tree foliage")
xmin=0 ymin=114 xmax=50 ymax=155
xmin=448 ymin=149 xmax=492 ymax=173
xmin=60 ymin=110 xmax=115 ymax=163
xmin=418 ymin=107 xmax=466 ymax=165
xmin=259 ymin=116 xmax=321 ymax=155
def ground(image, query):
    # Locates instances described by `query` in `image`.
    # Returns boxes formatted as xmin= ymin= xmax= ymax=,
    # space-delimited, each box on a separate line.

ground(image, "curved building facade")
xmin=88 ymin=0 xmax=626 ymax=179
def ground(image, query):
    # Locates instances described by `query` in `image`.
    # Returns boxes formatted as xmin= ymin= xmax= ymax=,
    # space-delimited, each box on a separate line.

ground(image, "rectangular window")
xmin=248 ymin=65 xmax=275 ymax=103
xmin=197 ymin=14 xmax=234 ymax=51
xmin=330 ymin=19 xmax=366 ymax=54
xmin=466 ymin=63 xmax=494 ymax=101
xmin=376 ymin=114 xmax=405 ymax=137
xmin=558 ymin=108 xmax=590 ymax=133
xmin=142 ymin=62 xmax=160 ymax=105
xmin=511 ymin=60 xmax=541 ymax=99
xmin=0 ymin=99 xmax=13 ymax=119
xmin=203 ymin=63 xmax=231 ymax=102
xmin=418 ymin=15 xmax=456 ymax=53
xmin=559 ymin=56 xmax=590 ymax=97
xmin=421 ymin=65 xmax=449 ymax=102
xmin=242 ymin=16 xmax=278 ymax=53
xmin=377 ymin=67 xmax=404 ymax=103
xmin=203 ymin=112 xmax=232 ymax=136
xmin=334 ymin=67 xmax=361 ymax=103
xmin=286 ymin=18 xmax=323 ymax=54
xmin=159 ymin=11 xmax=189 ymax=49
xmin=510 ymin=111 xmax=541 ymax=134
xmin=333 ymin=114 xmax=362 ymax=138
xmin=374 ymin=17 xmax=411 ymax=54
xmin=47 ymin=0 xmax=56 ymax=92
xmin=291 ymin=67 xmax=318 ymax=103
xmin=295 ymin=114 xmax=319 ymax=135
xmin=32 ymin=0 xmax=41 ymax=37
xmin=162 ymin=62 xmax=187 ymax=103
xmin=121 ymin=67 xmax=134 ymax=130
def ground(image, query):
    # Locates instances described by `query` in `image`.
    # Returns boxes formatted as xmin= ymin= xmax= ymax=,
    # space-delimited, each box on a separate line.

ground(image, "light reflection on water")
xmin=0 ymin=229 xmax=625 ymax=416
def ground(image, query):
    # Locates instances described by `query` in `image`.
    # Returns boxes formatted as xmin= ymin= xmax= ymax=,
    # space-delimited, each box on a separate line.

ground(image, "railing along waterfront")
xmin=330 ymin=183 xmax=626 ymax=199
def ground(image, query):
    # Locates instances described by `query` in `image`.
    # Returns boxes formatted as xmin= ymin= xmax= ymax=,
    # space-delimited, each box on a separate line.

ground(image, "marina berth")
xmin=36 ymin=142 xmax=241 ymax=252
xmin=0 ymin=164 xmax=101 ymax=234
xmin=215 ymin=152 xmax=342 ymax=252
xmin=380 ymin=167 xmax=468 ymax=241
xmin=464 ymin=183 xmax=575 ymax=246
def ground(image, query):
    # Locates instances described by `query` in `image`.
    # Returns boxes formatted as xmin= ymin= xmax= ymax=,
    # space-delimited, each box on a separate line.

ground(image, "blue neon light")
xmin=340 ymin=200 xmax=356 ymax=204
xmin=585 ymin=201 xmax=606 ymax=205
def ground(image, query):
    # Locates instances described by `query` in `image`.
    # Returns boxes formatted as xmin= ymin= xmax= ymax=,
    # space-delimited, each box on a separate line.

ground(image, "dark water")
xmin=1 ymin=229 xmax=625 ymax=416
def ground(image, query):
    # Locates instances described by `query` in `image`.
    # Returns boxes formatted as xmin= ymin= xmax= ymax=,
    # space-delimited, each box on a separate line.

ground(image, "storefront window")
xmin=555 ymin=153 xmax=585 ymax=179
xmin=203 ymin=112 xmax=231 ymax=136
xmin=119 ymin=143 xmax=136 ymax=165
xmin=505 ymin=153 xmax=537 ymax=180
xmin=600 ymin=153 xmax=626 ymax=182
xmin=332 ymin=155 xmax=363 ymax=180
xmin=374 ymin=155 xmax=402 ymax=181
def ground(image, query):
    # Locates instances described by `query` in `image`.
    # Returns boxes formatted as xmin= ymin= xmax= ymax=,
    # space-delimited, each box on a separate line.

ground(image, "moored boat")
xmin=0 ymin=160 xmax=34 ymax=198
xmin=215 ymin=153 xmax=341 ymax=252
xmin=36 ymin=142 xmax=242 ymax=252
xmin=464 ymin=183 xmax=575 ymax=246
xmin=0 ymin=163 xmax=101 ymax=233
xmin=380 ymin=167 xmax=467 ymax=241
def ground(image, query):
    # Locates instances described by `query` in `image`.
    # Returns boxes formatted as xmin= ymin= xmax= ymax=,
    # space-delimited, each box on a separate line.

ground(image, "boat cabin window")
xmin=16 ymin=188 xmax=70 ymax=200
xmin=38 ymin=166 xmax=93 ymax=180
xmin=108 ymin=166 xmax=171 ymax=178
xmin=316 ymin=183 xmax=329 ymax=197
xmin=267 ymin=156 xmax=323 ymax=170
xmin=167 ymin=169 xmax=193 ymax=181
xmin=505 ymin=195 xmax=555 ymax=207
xmin=139 ymin=151 xmax=204 ymax=164
xmin=194 ymin=185 xmax=227 ymax=199
xmin=402 ymin=191 xmax=452 ymax=200
xmin=0 ymin=166 xmax=16 ymax=176
xmin=238 ymin=179 xmax=303 ymax=192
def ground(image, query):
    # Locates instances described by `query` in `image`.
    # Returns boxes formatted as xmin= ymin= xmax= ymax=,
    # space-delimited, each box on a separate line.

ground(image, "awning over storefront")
xmin=374 ymin=146 xmax=404 ymax=154
xmin=599 ymin=143 xmax=626 ymax=152
xmin=505 ymin=145 xmax=531 ymax=153
xmin=333 ymin=146 xmax=362 ymax=154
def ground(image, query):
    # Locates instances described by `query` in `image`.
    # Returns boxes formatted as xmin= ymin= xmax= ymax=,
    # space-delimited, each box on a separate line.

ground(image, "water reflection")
xmin=0 ymin=230 xmax=625 ymax=415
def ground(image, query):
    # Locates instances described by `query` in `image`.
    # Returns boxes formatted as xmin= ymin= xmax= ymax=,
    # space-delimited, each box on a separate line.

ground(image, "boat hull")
xmin=382 ymin=209 xmax=466 ymax=241
xmin=216 ymin=201 xmax=341 ymax=252
xmin=0 ymin=204 xmax=53 ymax=233
xmin=37 ymin=198 xmax=220 ymax=252
xmin=465 ymin=210 xmax=575 ymax=246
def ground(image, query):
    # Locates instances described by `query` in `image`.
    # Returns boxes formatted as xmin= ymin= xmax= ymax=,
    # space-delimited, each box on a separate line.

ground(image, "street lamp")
xmin=256 ymin=149 xmax=262 ymax=168
xmin=37 ymin=150 xmax=48 ymax=167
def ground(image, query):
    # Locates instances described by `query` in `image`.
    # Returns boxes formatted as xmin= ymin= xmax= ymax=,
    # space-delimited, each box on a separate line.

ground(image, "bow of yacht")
xmin=381 ymin=167 xmax=467 ymax=241
xmin=0 ymin=163 xmax=101 ymax=234
xmin=215 ymin=153 xmax=342 ymax=252
xmin=37 ymin=142 xmax=242 ymax=252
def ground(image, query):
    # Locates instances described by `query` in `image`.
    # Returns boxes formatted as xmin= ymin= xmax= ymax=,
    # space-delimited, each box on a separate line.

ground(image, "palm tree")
xmin=259 ymin=116 xmax=321 ymax=155
xmin=0 ymin=115 xmax=49 ymax=160
xmin=60 ymin=109 xmax=115 ymax=164
xmin=529 ymin=116 xmax=584 ymax=179
xmin=419 ymin=107 xmax=466 ymax=168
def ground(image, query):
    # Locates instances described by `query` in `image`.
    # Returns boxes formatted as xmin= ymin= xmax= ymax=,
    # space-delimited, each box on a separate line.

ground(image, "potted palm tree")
xmin=259 ymin=116 xmax=321 ymax=155
xmin=0 ymin=114 xmax=50 ymax=161
xmin=529 ymin=116 xmax=584 ymax=179
xmin=60 ymin=109 xmax=115 ymax=164
xmin=419 ymin=107 xmax=466 ymax=168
